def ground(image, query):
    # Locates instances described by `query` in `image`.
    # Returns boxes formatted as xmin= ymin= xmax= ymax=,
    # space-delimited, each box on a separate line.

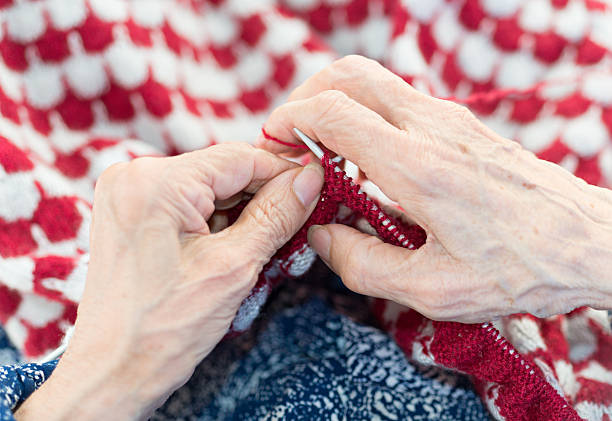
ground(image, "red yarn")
xmin=444 ymin=82 xmax=547 ymax=106
xmin=319 ymin=152 xmax=426 ymax=248
xmin=261 ymin=128 xmax=309 ymax=149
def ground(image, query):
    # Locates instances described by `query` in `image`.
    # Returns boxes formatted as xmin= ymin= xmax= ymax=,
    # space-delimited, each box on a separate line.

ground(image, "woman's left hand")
xmin=259 ymin=55 xmax=612 ymax=323
xmin=15 ymin=143 xmax=324 ymax=421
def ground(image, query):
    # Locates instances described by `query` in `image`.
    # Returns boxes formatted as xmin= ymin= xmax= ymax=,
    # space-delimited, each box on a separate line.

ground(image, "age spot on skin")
xmin=522 ymin=182 xmax=536 ymax=190
xmin=458 ymin=143 xmax=469 ymax=154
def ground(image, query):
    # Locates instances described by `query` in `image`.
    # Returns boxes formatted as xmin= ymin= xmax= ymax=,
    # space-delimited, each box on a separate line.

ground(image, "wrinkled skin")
xmin=259 ymin=55 xmax=612 ymax=323
xmin=16 ymin=143 xmax=324 ymax=421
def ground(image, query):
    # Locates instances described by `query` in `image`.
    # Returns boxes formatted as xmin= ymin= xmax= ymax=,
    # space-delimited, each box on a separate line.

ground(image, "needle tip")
xmin=293 ymin=128 xmax=324 ymax=159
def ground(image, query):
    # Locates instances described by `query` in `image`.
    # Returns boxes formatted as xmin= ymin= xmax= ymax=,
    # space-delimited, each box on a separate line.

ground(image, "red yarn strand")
xmin=261 ymin=128 xmax=309 ymax=149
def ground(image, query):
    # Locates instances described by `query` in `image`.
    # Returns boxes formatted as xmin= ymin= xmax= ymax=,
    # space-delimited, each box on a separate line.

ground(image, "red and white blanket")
xmin=0 ymin=0 xmax=611 ymax=419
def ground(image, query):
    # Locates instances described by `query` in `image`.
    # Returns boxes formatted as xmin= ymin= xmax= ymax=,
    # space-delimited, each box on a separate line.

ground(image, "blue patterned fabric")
xmin=0 ymin=359 xmax=57 ymax=421
xmin=0 ymin=326 xmax=58 ymax=421
xmin=0 ymin=273 xmax=490 ymax=420
xmin=0 ymin=329 xmax=19 ymax=367
xmin=153 ymin=295 xmax=490 ymax=421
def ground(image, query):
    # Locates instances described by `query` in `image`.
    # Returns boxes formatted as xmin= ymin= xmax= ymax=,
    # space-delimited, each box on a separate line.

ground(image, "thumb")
xmin=227 ymin=163 xmax=324 ymax=260
xmin=307 ymin=224 xmax=432 ymax=301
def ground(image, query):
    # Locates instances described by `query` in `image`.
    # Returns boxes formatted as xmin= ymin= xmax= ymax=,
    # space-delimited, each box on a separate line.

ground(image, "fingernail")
xmin=293 ymin=163 xmax=324 ymax=207
xmin=308 ymin=225 xmax=331 ymax=262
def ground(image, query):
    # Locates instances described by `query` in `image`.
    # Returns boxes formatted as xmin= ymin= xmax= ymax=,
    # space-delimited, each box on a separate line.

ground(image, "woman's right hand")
xmin=260 ymin=55 xmax=612 ymax=323
xmin=15 ymin=143 xmax=324 ymax=421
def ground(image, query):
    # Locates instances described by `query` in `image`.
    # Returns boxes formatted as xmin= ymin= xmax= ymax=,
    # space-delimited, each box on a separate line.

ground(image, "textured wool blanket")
xmin=0 ymin=0 xmax=611 ymax=419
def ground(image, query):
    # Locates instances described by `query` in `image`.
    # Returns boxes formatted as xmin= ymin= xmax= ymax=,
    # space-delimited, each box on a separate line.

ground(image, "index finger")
xmin=165 ymin=143 xmax=300 ymax=230
xmin=171 ymin=143 xmax=298 ymax=202
xmin=258 ymin=55 xmax=436 ymax=155
xmin=288 ymin=55 xmax=426 ymax=124
xmin=261 ymin=89 xmax=414 ymax=203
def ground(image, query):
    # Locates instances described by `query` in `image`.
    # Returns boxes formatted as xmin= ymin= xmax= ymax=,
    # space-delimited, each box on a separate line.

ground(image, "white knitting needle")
xmin=293 ymin=127 xmax=324 ymax=160
xmin=294 ymin=129 xmax=411 ymax=247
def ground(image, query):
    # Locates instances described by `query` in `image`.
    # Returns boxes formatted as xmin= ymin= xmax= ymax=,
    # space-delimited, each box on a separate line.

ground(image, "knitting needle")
xmin=293 ymin=127 xmax=347 ymax=169
xmin=293 ymin=128 xmax=324 ymax=159
xmin=294 ymin=129 xmax=414 ymax=247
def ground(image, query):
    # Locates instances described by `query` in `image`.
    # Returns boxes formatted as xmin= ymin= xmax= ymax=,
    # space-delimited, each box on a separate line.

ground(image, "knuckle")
xmin=245 ymin=197 xmax=294 ymax=240
xmin=95 ymin=157 xmax=167 ymax=225
xmin=317 ymin=88 xmax=349 ymax=104
xmin=333 ymin=55 xmax=378 ymax=73
xmin=447 ymin=103 xmax=477 ymax=125
xmin=124 ymin=157 xmax=159 ymax=181
xmin=208 ymin=142 xmax=254 ymax=155
xmin=121 ymin=157 xmax=163 ymax=185
xmin=198 ymin=142 xmax=256 ymax=172
xmin=315 ymin=89 xmax=353 ymax=122
xmin=96 ymin=162 xmax=128 ymax=194
xmin=122 ymin=158 xmax=164 ymax=200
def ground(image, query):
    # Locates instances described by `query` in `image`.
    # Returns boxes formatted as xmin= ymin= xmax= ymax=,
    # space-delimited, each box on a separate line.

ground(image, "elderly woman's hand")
xmin=15 ymin=144 xmax=324 ymax=421
xmin=260 ymin=55 xmax=612 ymax=323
